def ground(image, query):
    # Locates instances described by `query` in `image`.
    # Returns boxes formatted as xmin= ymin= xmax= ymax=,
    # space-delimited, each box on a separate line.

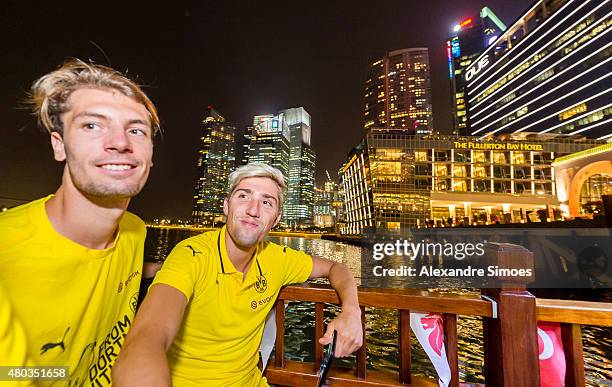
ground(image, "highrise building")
xmin=282 ymin=108 xmax=315 ymax=228
xmin=465 ymin=0 xmax=611 ymax=139
xmin=333 ymin=168 xmax=346 ymax=233
xmin=446 ymin=7 xmax=507 ymax=134
xmin=313 ymin=174 xmax=343 ymax=229
xmin=191 ymin=107 xmax=236 ymax=226
xmin=244 ymin=108 xmax=316 ymax=228
xmin=364 ymin=48 xmax=433 ymax=134
xmin=241 ymin=126 xmax=253 ymax=166
xmin=313 ymin=185 xmax=334 ymax=229
xmin=247 ymin=113 xmax=290 ymax=179
xmin=245 ymin=117 xmax=289 ymax=222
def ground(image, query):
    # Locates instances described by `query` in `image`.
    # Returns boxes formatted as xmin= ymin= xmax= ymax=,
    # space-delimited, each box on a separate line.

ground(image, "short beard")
xmin=68 ymin=167 xmax=144 ymax=202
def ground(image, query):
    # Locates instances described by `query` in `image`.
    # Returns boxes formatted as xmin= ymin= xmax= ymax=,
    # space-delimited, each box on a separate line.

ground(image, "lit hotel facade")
xmin=341 ymin=129 xmax=604 ymax=234
xmin=465 ymin=0 xmax=611 ymax=140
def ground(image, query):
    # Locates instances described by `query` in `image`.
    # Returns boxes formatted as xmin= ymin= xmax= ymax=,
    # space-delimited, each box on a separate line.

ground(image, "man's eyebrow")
xmin=262 ymin=193 xmax=278 ymax=203
xmin=126 ymin=119 xmax=151 ymax=127
xmin=73 ymin=111 xmax=109 ymax=121
xmin=234 ymin=188 xmax=252 ymax=194
xmin=73 ymin=113 xmax=150 ymax=128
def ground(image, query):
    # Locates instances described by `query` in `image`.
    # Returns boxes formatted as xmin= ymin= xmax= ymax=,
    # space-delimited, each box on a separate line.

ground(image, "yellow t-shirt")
xmin=0 ymin=282 xmax=36 ymax=386
xmin=152 ymin=226 xmax=313 ymax=387
xmin=0 ymin=196 xmax=145 ymax=386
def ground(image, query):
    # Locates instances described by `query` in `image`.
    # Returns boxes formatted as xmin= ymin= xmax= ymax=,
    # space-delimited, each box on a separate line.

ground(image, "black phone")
xmin=317 ymin=330 xmax=337 ymax=387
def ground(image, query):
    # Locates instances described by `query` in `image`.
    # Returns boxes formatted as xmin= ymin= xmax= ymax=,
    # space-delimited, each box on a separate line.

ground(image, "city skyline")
xmin=0 ymin=1 xmax=542 ymax=220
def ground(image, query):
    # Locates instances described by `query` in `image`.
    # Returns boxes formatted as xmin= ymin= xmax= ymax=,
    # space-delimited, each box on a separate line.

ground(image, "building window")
xmin=473 ymin=151 xmax=488 ymax=163
xmin=414 ymin=151 xmax=429 ymax=162
xmin=453 ymin=179 xmax=467 ymax=191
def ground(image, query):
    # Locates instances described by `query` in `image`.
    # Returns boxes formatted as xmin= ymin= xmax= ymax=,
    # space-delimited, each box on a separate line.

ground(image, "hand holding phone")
xmin=317 ymin=330 xmax=337 ymax=387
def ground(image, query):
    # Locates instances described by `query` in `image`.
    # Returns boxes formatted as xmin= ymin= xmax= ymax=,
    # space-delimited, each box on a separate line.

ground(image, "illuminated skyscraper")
xmin=191 ymin=107 xmax=236 ymax=226
xmin=313 ymin=173 xmax=342 ymax=229
xmin=446 ymin=7 xmax=507 ymax=134
xmin=244 ymin=108 xmax=316 ymax=228
xmin=466 ymin=0 xmax=611 ymax=139
xmin=282 ymin=107 xmax=315 ymax=228
xmin=245 ymin=112 xmax=290 ymax=225
xmin=364 ymin=48 xmax=433 ymax=134
xmin=247 ymin=113 xmax=290 ymax=178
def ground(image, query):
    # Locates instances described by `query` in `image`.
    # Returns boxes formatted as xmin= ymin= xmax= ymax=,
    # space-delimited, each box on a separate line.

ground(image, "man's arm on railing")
xmin=309 ymin=256 xmax=363 ymax=357
xmin=112 ymin=284 xmax=187 ymax=387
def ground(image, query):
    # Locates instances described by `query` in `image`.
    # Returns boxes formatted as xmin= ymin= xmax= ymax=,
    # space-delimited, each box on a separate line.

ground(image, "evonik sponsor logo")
xmin=117 ymin=270 xmax=141 ymax=293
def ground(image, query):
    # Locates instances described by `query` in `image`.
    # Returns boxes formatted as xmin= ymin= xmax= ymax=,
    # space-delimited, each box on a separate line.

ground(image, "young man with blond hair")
xmin=0 ymin=59 xmax=159 ymax=385
xmin=114 ymin=162 xmax=363 ymax=386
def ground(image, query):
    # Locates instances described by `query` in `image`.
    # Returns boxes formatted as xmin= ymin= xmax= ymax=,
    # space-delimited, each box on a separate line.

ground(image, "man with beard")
xmin=114 ymin=163 xmax=362 ymax=386
xmin=0 ymin=59 xmax=159 ymax=386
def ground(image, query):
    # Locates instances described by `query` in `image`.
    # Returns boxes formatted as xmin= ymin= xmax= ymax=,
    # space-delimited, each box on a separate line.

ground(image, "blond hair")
xmin=227 ymin=163 xmax=287 ymax=205
xmin=29 ymin=58 xmax=160 ymax=135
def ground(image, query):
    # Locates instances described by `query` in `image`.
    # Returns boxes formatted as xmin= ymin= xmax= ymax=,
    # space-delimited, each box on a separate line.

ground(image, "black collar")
xmin=217 ymin=229 xmax=262 ymax=276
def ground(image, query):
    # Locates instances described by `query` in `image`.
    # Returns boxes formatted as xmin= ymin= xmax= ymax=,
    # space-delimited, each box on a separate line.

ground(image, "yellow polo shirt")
xmin=152 ymin=226 xmax=312 ymax=386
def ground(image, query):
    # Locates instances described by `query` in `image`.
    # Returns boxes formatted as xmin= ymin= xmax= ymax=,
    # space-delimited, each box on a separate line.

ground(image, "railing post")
xmin=481 ymin=243 xmax=539 ymax=387
xmin=315 ymin=302 xmax=324 ymax=370
xmin=274 ymin=299 xmax=285 ymax=368
xmin=443 ymin=314 xmax=459 ymax=387
xmin=355 ymin=305 xmax=367 ymax=379
xmin=561 ymin=323 xmax=586 ymax=387
xmin=398 ymin=309 xmax=411 ymax=384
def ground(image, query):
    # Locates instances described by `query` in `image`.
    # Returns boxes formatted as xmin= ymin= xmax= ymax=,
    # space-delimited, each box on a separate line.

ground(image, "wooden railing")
xmin=535 ymin=299 xmax=612 ymax=386
xmin=263 ymin=243 xmax=612 ymax=387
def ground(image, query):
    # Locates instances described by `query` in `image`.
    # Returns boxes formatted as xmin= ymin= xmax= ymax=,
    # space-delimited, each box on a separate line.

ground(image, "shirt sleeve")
xmin=152 ymin=240 xmax=204 ymax=301
xmin=0 ymin=282 xmax=36 ymax=372
xmin=280 ymin=246 xmax=313 ymax=286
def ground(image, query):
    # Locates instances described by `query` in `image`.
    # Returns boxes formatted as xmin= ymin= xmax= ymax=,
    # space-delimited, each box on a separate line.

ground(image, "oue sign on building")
xmin=465 ymin=56 xmax=490 ymax=82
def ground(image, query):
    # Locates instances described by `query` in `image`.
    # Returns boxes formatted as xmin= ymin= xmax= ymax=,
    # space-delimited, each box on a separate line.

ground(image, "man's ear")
xmin=223 ymin=197 xmax=229 ymax=217
xmin=50 ymin=132 xmax=66 ymax=161
xmin=272 ymin=210 xmax=282 ymax=228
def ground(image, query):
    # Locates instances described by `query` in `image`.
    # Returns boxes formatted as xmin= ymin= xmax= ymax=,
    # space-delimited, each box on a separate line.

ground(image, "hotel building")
xmin=364 ymin=48 xmax=433 ymax=134
xmin=465 ymin=0 xmax=611 ymax=139
xmin=341 ymin=129 xmax=605 ymax=234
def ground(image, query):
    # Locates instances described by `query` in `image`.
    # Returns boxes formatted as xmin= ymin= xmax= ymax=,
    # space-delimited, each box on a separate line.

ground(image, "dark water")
xmin=145 ymin=228 xmax=611 ymax=385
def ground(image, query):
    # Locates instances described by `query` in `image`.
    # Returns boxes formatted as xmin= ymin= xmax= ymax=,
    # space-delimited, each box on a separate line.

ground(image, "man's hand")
xmin=319 ymin=306 xmax=363 ymax=357
xmin=310 ymin=257 xmax=363 ymax=357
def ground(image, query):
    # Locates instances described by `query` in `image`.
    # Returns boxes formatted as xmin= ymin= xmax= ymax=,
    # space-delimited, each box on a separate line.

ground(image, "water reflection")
xmin=145 ymin=228 xmax=611 ymax=385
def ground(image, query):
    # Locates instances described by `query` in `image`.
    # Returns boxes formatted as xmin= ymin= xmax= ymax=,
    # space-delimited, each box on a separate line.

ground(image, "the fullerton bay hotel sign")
xmin=453 ymin=141 xmax=544 ymax=151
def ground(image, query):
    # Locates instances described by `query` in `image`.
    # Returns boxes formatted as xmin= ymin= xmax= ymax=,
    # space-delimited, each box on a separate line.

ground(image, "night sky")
xmin=1 ymin=0 xmax=531 ymax=220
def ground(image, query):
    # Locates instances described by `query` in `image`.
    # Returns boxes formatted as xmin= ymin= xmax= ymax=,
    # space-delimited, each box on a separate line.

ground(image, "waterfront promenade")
xmin=147 ymin=223 xmax=324 ymax=239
